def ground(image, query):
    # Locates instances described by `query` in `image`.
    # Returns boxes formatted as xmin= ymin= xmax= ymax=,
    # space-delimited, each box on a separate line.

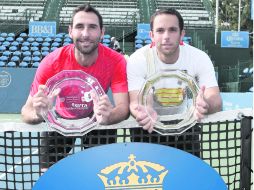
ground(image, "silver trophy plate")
xmin=41 ymin=70 xmax=105 ymax=136
xmin=138 ymin=69 xmax=199 ymax=135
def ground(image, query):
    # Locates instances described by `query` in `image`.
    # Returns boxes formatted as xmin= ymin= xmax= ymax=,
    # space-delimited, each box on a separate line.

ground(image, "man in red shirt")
xmin=21 ymin=4 xmax=129 ymax=171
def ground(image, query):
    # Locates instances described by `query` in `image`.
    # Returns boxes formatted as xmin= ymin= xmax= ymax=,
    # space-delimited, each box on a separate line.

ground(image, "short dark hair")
xmin=71 ymin=3 xmax=103 ymax=29
xmin=150 ymin=8 xmax=184 ymax=32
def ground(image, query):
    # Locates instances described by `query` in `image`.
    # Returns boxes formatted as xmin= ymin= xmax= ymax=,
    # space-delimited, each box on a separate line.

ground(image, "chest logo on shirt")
xmin=153 ymin=88 xmax=184 ymax=107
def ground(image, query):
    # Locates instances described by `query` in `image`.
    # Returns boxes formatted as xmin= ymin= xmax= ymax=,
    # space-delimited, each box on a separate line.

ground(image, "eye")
xmin=169 ymin=27 xmax=178 ymax=32
xmin=75 ymin=24 xmax=84 ymax=30
xmin=156 ymin=28 xmax=164 ymax=33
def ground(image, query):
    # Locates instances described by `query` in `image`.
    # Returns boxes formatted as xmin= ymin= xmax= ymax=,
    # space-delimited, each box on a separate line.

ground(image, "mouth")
xmin=161 ymin=44 xmax=174 ymax=49
xmin=78 ymin=40 xmax=91 ymax=46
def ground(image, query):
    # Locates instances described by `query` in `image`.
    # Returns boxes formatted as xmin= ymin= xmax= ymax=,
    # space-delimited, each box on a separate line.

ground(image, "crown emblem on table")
xmin=98 ymin=154 xmax=168 ymax=190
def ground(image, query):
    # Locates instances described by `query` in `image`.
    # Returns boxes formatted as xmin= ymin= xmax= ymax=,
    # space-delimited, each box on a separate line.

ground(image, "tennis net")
xmin=0 ymin=108 xmax=252 ymax=190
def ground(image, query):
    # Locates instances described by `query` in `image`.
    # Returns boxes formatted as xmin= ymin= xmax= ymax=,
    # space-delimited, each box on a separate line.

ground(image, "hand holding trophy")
xmin=41 ymin=70 xmax=105 ymax=136
xmin=138 ymin=69 xmax=200 ymax=135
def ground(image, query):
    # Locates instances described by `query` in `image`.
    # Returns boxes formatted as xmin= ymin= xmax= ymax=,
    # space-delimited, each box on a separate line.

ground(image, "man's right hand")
xmin=32 ymin=85 xmax=60 ymax=118
xmin=135 ymin=105 xmax=157 ymax=133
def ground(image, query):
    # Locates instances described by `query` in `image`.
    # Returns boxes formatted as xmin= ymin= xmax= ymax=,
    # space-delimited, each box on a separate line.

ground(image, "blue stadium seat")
xmin=32 ymin=61 xmax=40 ymax=68
xmin=10 ymin=56 xmax=20 ymax=64
xmin=0 ymin=45 xmax=6 ymax=52
xmin=6 ymin=37 xmax=14 ymax=42
xmin=135 ymin=39 xmax=143 ymax=44
xmin=51 ymin=42 xmax=60 ymax=47
xmin=21 ymin=46 xmax=29 ymax=52
xmin=27 ymin=37 xmax=35 ymax=43
xmin=13 ymin=50 xmax=22 ymax=57
xmin=23 ymin=56 xmax=31 ymax=63
xmin=41 ymin=46 xmax=50 ymax=52
xmin=64 ymin=37 xmax=72 ymax=43
xmin=63 ymin=42 xmax=71 ymax=46
xmin=2 ymin=41 xmax=10 ymax=47
xmin=0 ymin=55 xmax=8 ymax=62
xmin=44 ymin=37 xmax=53 ymax=42
xmin=42 ymin=51 xmax=49 ymax=57
xmin=103 ymin=39 xmax=110 ymax=43
xmin=0 ymin=33 xmax=8 ymax=38
xmin=19 ymin=33 xmax=27 ymax=38
xmin=36 ymin=37 xmax=43 ymax=43
xmin=31 ymin=41 xmax=39 ymax=47
xmin=0 ymin=61 xmax=5 ymax=67
xmin=0 ymin=37 xmax=5 ymax=42
xmin=50 ymin=47 xmax=58 ymax=52
xmin=144 ymin=39 xmax=152 ymax=44
xmin=42 ymin=42 xmax=50 ymax=47
xmin=31 ymin=46 xmax=39 ymax=52
xmin=19 ymin=61 xmax=29 ymax=68
xmin=23 ymin=51 xmax=31 ymax=57
xmin=48 ymin=34 xmax=55 ymax=38
xmin=33 ymin=51 xmax=41 ymax=57
xmin=22 ymin=41 xmax=30 ymax=47
xmin=16 ymin=37 xmax=24 ymax=43
xmin=3 ymin=51 xmax=11 ymax=57
xmin=8 ymin=33 xmax=15 ymax=37
xmin=104 ymin=34 xmax=111 ymax=39
xmin=56 ymin=33 xmax=64 ymax=38
xmin=11 ymin=41 xmax=19 ymax=47
xmin=54 ymin=38 xmax=62 ymax=43
xmin=135 ymin=43 xmax=143 ymax=49
xmin=32 ymin=56 xmax=41 ymax=63
xmin=7 ymin=61 xmax=16 ymax=67
xmin=9 ymin=46 xmax=18 ymax=52
xmin=64 ymin=34 xmax=70 ymax=38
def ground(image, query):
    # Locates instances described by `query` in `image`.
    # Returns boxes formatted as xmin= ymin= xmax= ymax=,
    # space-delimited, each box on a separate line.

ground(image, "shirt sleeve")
xmin=29 ymin=55 xmax=55 ymax=96
xmin=110 ymin=55 xmax=128 ymax=93
xmin=195 ymin=51 xmax=218 ymax=88
xmin=127 ymin=49 xmax=147 ymax=92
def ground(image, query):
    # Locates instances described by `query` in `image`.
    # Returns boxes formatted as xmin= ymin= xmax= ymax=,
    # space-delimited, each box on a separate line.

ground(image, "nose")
xmin=81 ymin=27 xmax=90 ymax=37
xmin=162 ymin=32 xmax=170 ymax=41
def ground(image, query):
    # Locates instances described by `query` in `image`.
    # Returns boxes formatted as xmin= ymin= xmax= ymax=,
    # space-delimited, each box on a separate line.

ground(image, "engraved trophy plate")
xmin=41 ymin=70 xmax=105 ymax=136
xmin=138 ymin=70 xmax=199 ymax=135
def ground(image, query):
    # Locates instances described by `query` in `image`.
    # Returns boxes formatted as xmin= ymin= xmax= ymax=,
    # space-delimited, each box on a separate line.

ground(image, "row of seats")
xmin=134 ymin=36 xmax=192 ymax=50
xmin=0 ymin=32 xmax=112 ymax=68
xmin=0 ymin=32 xmax=72 ymax=68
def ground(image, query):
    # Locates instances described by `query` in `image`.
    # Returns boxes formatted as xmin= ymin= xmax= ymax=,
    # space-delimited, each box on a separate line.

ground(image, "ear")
xmin=101 ymin=27 xmax=105 ymax=41
xmin=149 ymin=30 xmax=155 ymax=47
xmin=180 ymin=29 xmax=185 ymax=41
xmin=68 ymin=25 xmax=73 ymax=38
xmin=149 ymin=30 xmax=154 ymax=41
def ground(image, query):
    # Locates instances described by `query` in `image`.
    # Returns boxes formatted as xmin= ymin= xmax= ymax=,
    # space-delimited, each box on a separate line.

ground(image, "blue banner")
xmin=29 ymin=21 xmax=56 ymax=37
xmin=221 ymin=92 xmax=253 ymax=110
xmin=221 ymin=31 xmax=249 ymax=48
xmin=33 ymin=143 xmax=227 ymax=190
xmin=137 ymin=23 xmax=150 ymax=40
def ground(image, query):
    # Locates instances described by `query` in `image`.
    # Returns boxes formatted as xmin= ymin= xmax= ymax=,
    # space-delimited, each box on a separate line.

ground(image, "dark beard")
xmin=75 ymin=38 xmax=100 ymax=55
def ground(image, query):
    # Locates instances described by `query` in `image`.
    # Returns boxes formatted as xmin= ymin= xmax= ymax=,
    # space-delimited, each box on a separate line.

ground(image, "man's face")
xmin=69 ymin=11 xmax=104 ymax=55
xmin=150 ymin=14 xmax=184 ymax=58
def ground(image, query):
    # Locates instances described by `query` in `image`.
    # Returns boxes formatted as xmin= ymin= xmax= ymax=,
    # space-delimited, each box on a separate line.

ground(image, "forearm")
xmin=207 ymin=97 xmax=222 ymax=114
xmin=105 ymin=103 xmax=130 ymax=125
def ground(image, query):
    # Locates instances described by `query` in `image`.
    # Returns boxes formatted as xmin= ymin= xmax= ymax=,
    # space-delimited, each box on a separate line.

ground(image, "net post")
xmin=240 ymin=116 xmax=253 ymax=190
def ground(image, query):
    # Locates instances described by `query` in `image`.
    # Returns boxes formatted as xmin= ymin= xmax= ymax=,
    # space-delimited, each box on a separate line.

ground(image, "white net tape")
xmin=0 ymin=108 xmax=252 ymax=133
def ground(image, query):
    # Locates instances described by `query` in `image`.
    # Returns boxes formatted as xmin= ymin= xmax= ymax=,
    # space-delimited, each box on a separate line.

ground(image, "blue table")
xmin=33 ymin=143 xmax=227 ymax=190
